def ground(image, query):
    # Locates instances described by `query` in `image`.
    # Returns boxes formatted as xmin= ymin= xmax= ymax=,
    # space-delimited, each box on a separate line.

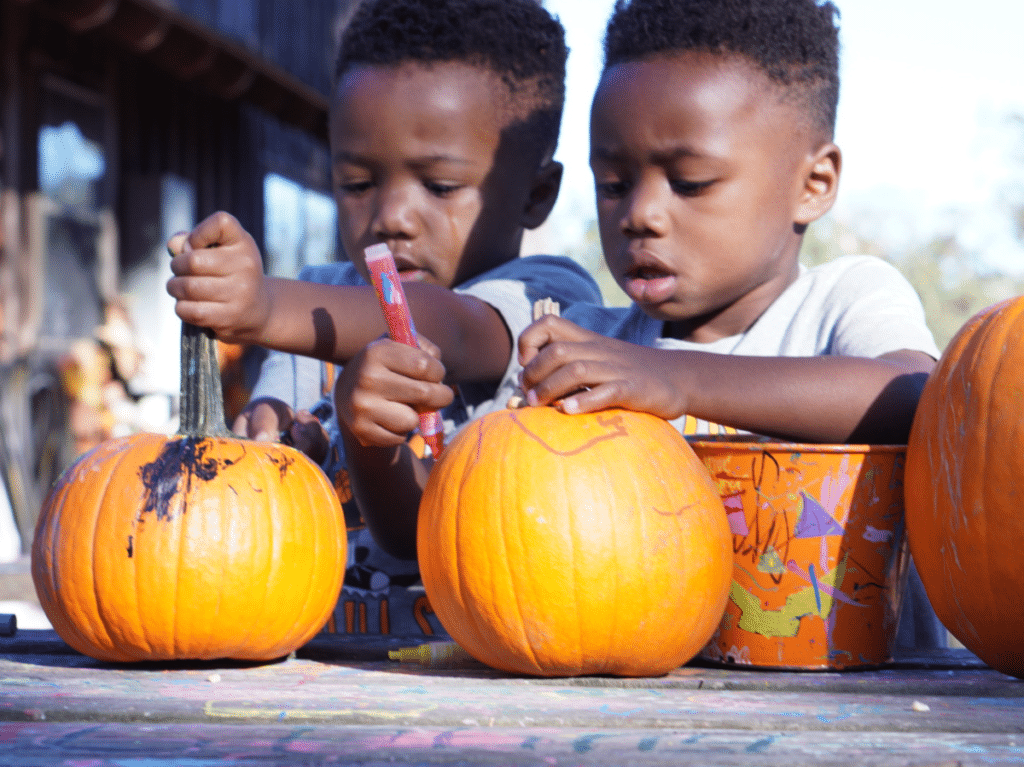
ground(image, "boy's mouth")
xmin=392 ymin=256 xmax=429 ymax=282
xmin=621 ymin=256 xmax=678 ymax=306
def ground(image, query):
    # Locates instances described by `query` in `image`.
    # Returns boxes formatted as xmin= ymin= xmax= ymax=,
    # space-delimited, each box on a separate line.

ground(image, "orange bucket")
xmin=688 ymin=437 xmax=910 ymax=670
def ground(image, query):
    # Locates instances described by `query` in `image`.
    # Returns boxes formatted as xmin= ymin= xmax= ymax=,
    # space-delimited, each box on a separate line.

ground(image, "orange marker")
xmin=365 ymin=243 xmax=444 ymax=456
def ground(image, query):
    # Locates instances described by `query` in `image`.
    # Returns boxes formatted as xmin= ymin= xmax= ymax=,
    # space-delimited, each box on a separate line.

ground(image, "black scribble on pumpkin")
xmin=126 ymin=535 xmax=133 ymax=558
xmin=265 ymin=449 xmax=295 ymax=480
xmin=138 ymin=438 xmax=230 ymax=522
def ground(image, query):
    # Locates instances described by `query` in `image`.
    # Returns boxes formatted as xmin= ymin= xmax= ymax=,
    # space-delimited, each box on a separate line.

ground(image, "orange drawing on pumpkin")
xmin=652 ymin=502 xmax=703 ymax=517
xmin=507 ymin=410 xmax=629 ymax=456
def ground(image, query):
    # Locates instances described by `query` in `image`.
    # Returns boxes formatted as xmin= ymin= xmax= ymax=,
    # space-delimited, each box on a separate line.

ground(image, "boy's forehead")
xmin=592 ymin=52 xmax=809 ymax=147
xmin=334 ymin=61 xmax=541 ymax=134
xmin=598 ymin=52 xmax=773 ymax=108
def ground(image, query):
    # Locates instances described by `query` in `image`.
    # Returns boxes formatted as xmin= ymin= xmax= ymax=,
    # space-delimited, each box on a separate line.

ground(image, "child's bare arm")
xmin=519 ymin=315 xmax=935 ymax=444
xmin=339 ymin=433 xmax=429 ymax=560
xmin=166 ymin=212 xmax=511 ymax=382
xmin=334 ymin=337 xmax=454 ymax=559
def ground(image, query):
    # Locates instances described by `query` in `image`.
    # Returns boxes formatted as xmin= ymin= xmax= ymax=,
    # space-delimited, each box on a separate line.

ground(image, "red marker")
xmin=365 ymin=243 xmax=445 ymax=456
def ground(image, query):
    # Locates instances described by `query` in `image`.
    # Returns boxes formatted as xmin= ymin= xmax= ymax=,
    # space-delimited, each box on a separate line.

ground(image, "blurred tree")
xmin=1004 ymin=112 xmax=1024 ymax=242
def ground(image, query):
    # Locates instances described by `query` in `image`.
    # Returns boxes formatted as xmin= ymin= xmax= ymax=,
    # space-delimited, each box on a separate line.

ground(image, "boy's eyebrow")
xmin=332 ymin=150 xmax=475 ymax=166
xmin=590 ymin=145 xmax=708 ymax=164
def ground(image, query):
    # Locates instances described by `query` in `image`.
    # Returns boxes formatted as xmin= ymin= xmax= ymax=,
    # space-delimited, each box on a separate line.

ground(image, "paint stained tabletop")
xmin=1 ymin=630 xmax=1021 ymax=766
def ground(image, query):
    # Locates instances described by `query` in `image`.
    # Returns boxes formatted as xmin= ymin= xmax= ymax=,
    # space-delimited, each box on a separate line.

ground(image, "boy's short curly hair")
xmin=335 ymin=0 xmax=568 ymax=161
xmin=603 ymin=0 xmax=841 ymax=136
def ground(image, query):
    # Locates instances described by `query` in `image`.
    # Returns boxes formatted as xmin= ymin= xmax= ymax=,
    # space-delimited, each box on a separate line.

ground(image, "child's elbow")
xmin=849 ymin=369 xmax=932 ymax=444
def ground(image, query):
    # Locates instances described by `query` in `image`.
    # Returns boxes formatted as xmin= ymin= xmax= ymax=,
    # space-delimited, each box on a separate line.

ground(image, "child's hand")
xmin=335 ymin=336 xmax=454 ymax=448
xmin=518 ymin=315 xmax=687 ymax=419
xmin=232 ymin=397 xmax=330 ymax=464
xmin=232 ymin=396 xmax=293 ymax=442
xmin=166 ymin=212 xmax=270 ymax=344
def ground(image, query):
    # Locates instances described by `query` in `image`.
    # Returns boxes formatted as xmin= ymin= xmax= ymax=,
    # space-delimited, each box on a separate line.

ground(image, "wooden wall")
xmin=0 ymin=0 xmax=351 ymax=552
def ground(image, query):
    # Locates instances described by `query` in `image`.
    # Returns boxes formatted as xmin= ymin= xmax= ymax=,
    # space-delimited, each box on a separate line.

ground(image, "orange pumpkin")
xmin=32 ymin=322 xmax=346 ymax=663
xmin=417 ymin=406 xmax=733 ymax=677
xmin=905 ymin=297 xmax=1024 ymax=678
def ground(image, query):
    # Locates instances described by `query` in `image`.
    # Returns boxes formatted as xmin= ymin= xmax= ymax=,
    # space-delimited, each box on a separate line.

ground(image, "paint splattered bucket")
xmin=688 ymin=437 xmax=910 ymax=670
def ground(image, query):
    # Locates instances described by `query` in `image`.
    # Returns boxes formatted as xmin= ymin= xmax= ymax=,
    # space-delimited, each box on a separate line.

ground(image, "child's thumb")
xmin=416 ymin=334 xmax=443 ymax=360
xmin=166 ymin=231 xmax=189 ymax=257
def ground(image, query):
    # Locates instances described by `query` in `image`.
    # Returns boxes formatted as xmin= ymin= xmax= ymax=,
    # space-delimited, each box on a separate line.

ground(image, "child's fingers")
xmin=519 ymin=331 xmax=597 ymax=395
xmin=166 ymin=273 xmax=229 ymax=302
xmin=337 ymin=358 xmax=452 ymax=416
xmin=524 ymin=354 xmax=607 ymax=407
xmin=552 ymin=383 xmax=623 ymax=416
xmin=365 ymin=371 xmax=453 ymax=412
xmin=334 ymin=341 xmax=453 ymax=448
xmin=337 ymin=374 xmax=452 ymax=448
xmin=518 ymin=314 xmax=593 ymax=366
xmin=343 ymin=397 xmax=432 ymax=448
xmin=166 ymin=212 xmax=242 ymax=263
xmin=367 ymin=338 xmax=448 ymax=385
xmin=185 ymin=211 xmax=247 ymax=251
xmin=166 ymin=231 xmax=189 ymax=257
xmin=238 ymin=398 xmax=293 ymax=441
xmin=168 ymin=241 xmax=252 ymax=280
xmin=168 ymin=213 xmax=259 ymax=280
xmin=531 ymin=360 xmax=681 ymax=421
xmin=416 ymin=334 xmax=443 ymax=361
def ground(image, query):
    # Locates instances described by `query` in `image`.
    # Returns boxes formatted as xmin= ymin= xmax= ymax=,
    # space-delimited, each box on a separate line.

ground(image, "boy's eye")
xmin=423 ymin=180 xmax=461 ymax=196
xmin=336 ymin=180 xmax=372 ymax=195
xmin=595 ymin=180 xmax=630 ymax=199
xmin=670 ymin=179 xmax=714 ymax=197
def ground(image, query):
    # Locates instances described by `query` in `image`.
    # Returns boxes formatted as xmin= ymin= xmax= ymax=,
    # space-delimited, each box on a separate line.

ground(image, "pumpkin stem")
xmin=179 ymin=322 xmax=232 ymax=438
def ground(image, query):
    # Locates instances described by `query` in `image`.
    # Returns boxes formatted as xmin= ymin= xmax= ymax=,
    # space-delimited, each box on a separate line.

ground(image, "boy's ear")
xmin=520 ymin=161 xmax=563 ymax=230
xmin=794 ymin=142 xmax=841 ymax=226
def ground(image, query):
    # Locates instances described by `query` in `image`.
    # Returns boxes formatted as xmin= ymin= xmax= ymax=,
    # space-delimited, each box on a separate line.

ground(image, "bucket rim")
xmin=686 ymin=435 xmax=906 ymax=454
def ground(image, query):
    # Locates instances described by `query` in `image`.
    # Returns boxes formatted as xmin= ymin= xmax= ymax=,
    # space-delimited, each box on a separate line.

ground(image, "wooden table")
xmin=1 ymin=630 xmax=1021 ymax=766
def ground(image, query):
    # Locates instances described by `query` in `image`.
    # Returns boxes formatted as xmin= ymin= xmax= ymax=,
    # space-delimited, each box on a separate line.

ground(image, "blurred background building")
xmin=0 ymin=0 xmax=355 ymax=564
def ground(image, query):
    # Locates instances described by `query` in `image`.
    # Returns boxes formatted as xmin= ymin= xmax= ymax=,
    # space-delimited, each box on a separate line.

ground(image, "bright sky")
xmin=539 ymin=0 xmax=1024 ymax=274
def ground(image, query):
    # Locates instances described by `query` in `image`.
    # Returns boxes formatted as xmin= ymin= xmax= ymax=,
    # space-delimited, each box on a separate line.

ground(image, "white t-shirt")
xmin=563 ymin=256 xmax=941 ymax=435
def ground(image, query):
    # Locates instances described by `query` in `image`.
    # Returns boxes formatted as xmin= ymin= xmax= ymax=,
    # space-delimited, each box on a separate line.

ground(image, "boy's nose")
xmin=621 ymin=181 xmax=669 ymax=238
xmin=372 ymin=185 xmax=420 ymax=240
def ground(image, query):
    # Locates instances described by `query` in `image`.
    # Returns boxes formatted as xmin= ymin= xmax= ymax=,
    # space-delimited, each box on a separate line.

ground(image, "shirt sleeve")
xmin=455 ymin=255 xmax=602 ymax=344
xmin=450 ymin=255 xmax=603 ymax=419
xmin=820 ymin=257 xmax=942 ymax=360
